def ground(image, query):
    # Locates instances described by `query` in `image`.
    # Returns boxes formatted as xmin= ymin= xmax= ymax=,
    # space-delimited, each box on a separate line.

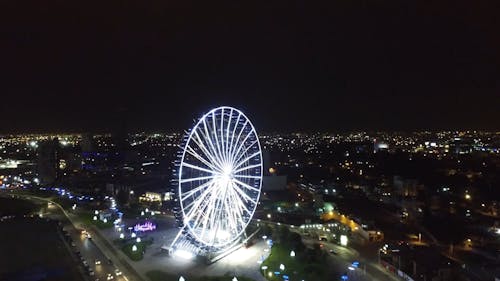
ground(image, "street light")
xmin=179 ymin=276 xmax=185 ymax=281
xmin=119 ymin=233 xmax=125 ymax=239
xmin=232 ymin=277 xmax=238 ymax=281
xmin=280 ymin=263 xmax=285 ymax=271
xmin=290 ymin=250 xmax=295 ymax=257
xmin=132 ymin=245 xmax=137 ymax=252
xmin=136 ymin=237 xmax=141 ymax=243
xmin=93 ymin=215 xmax=97 ymax=221
xmin=131 ymin=232 xmax=137 ymax=238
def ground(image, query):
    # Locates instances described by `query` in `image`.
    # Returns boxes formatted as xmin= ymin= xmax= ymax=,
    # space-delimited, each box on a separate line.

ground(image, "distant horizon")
xmin=1 ymin=129 xmax=499 ymax=136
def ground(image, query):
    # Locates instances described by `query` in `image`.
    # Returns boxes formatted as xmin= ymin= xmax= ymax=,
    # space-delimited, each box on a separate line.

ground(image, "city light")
xmin=340 ymin=235 xmax=348 ymax=246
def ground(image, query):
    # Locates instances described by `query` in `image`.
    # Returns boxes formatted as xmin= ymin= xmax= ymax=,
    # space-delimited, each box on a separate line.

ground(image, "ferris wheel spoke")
xmin=233 ymin=163 xmax=262 ymax=174
xmin=186 ymin=185 xmax=214 ymax=222
xmin=211 ymin=111 xmax=227 ymax=166
xmin=231 ymin=127 xmax=253 ymax=165
xmin=228 ymin=185 xmax=250 ymax=219
xmin=191 ymin=189 xmax=219 ymax=235
xmin=180 ymin=180 xmax=214 ymax=200
xmin=186 ymin=143 xmax=220 ymax=172
xmin=233 ymin=150 xmax=261 ymax=171
xmin=234 ymin=174 xmax=261 ymax=179
xmin=231 ymin=181 xmax=257 ymax=204
xmin=233 ymin=178 xmax=261 ymax=193
xmin=228 ymin=120 xmax=249 ymax=164
xmin=184 ymin=183 xmax=218 ymax=223
xmin=199 ymin=193 xmax=218 ymax=240
xmin=181 ymin=162 xmax=217 ymax=175
xmin=182 ymin=181 xmax=217 ymax=210
xmin=180 ymin=175 xmax=214 ymax=184
xmin=219 ymin=108 xmax=228 ymax=164
xmin=228 ymin=182 xmax=253 ymax=219
xmin=202 ymin=116 xmax=226 ymax=168
xmin=223 ymin=192 xmax=240 ymax=235
xmin=191 ymin=130 xmax=224 ymax=170
xmin=225 ymin=108 xmax=234 ymax=164
xmin=232 ymin=139 xmax=259 ymax=168
xmin=227 ymin=113 xmax=241 ymax=163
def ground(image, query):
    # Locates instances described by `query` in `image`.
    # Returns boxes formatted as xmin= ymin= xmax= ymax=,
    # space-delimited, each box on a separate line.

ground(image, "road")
xmin=303 ymin=237 xmax=400 ymax=281
xmin=9 ymin=193 xmax=141 ymax=281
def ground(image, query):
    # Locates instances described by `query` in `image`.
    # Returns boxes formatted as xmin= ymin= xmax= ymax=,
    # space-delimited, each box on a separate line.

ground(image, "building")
xmin=37 ymin=139 xmax=60 ymax=185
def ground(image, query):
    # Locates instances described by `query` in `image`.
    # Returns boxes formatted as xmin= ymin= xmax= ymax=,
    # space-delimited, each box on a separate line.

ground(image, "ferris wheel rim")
xmin=177 ymin=106 xmax=263 ymax=248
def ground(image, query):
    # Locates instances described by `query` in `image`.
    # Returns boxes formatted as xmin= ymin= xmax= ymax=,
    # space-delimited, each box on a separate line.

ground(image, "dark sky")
xmin=1 ymin=0 xmax=499 ymax=133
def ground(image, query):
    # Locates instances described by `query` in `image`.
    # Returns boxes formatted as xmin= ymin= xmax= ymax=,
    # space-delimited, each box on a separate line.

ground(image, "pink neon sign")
xmin=134 ymin=221 xmax=156 ymax=232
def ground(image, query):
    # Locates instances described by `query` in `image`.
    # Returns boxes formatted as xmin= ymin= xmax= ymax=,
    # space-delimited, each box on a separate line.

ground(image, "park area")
xmin=260 ymin=225 xmax=331 ymax=281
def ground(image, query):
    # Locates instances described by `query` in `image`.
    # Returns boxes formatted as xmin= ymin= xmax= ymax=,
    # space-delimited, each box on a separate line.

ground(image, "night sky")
xmin=1 ymin=0 xmax=499 ymax=133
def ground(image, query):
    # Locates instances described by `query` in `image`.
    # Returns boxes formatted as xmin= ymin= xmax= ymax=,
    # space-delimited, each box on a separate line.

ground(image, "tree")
xmin=273 ymin=225 xmax=291 ymax=242
xmin=288 ymin=232 xmax=306 ymax=253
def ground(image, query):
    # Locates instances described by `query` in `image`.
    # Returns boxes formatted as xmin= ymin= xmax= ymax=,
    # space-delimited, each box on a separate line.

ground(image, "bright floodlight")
xmin=174 ymin=249 xmax=194 ymax=260
xmin=176 ymin=106 xmax=263 ymax=251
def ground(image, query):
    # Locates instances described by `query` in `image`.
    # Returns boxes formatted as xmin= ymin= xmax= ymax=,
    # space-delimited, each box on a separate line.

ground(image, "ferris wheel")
xmin=177 ymin=106 xmax=263 ymax=250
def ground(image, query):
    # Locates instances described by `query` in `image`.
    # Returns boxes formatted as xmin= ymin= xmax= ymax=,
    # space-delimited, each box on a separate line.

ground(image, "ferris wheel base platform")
xmin=167 ymin=226 xmax=260 ymax=264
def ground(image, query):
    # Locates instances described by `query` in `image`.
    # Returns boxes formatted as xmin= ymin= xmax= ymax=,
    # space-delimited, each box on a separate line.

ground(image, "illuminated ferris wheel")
xmin=177 ymin=106 xmax=263 ymax=250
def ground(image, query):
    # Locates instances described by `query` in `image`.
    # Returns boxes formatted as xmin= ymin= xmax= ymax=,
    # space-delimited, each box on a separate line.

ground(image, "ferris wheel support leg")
xmin=169 ymin=225 xmax=187 ymax=253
